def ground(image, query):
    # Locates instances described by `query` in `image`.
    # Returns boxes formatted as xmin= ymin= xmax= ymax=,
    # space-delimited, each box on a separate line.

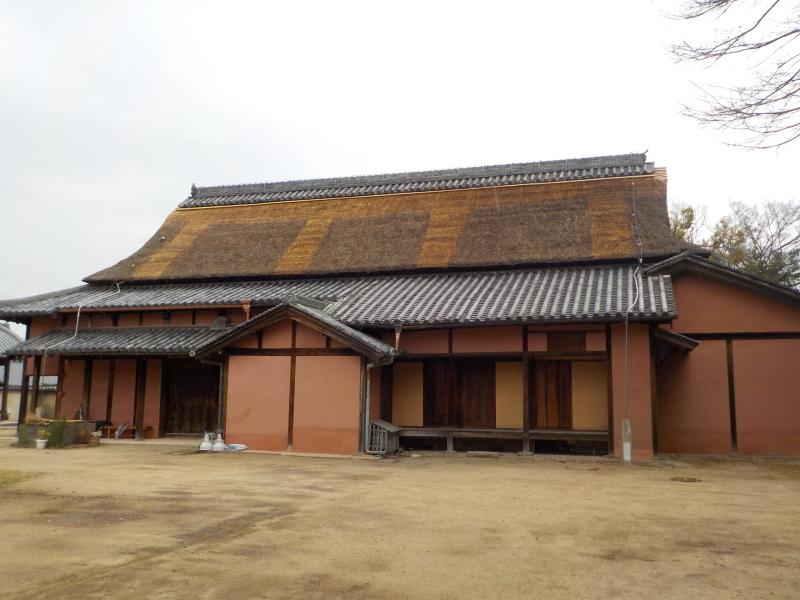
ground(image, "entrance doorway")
xmin=162 ymin=360 xmax=220 ymax=434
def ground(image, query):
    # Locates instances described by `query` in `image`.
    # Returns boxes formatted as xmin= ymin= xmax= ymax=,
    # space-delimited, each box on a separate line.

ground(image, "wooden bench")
xmin=397 ymin=426 xmax=608 ymax=453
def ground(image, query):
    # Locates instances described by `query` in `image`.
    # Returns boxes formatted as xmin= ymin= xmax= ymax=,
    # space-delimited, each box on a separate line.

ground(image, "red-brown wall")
xmin=293 ymin=356 xmax=363 ymax=454
xmin=609 ymin=323 xmax=653 ymax=459
xmin=670 ymin=273 xmax=800 ymax=334
xmin=656 ymin=271 xmax=800 ymax=456
xmin=226 ymin=356 xmax=292 ymax=450
xmin=656 ymin=340 xmax=731 ymax=454
xmin=733 ymin=339 xmax=800 ymax=456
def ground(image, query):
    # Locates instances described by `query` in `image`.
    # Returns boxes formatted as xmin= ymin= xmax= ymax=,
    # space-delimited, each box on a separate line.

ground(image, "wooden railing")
xmin=366 ymin=419 xmax=401 ymax=455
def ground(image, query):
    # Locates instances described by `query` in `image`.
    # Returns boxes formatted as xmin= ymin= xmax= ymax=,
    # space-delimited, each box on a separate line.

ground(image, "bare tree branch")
xmin=671 ymin=0 xmax=800 ymax=148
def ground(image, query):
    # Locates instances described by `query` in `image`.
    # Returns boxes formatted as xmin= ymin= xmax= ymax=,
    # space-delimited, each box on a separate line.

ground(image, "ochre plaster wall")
xmin=495 ymin=362 xmax=523 ymax=428
xmin=671 ymin=273 xmax=800 ymax=333
xmin=293 ymin=356 xmax=362 ymax=454
xmin=452 ymin=326 xmax=522 ymax=353
xmin=656 ymin=340 xmax=731 ymax=454
xmin=570 ymin=361 xmax=608 ymax=430
xmin=392 ymin=362 xmax=423 ymax=426
xmin=226 ymin=355 xmax=291 ymax=450
xmin=733 ymin=339 xmax=800 ymax=455
xmin=610 ymin=323 xmax=653 ymax=459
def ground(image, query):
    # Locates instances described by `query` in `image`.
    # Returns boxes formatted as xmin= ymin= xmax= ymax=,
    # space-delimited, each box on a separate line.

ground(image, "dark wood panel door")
xmin=423 ymin=359 xmax=495 ymax=428
xmin=532 ymin=361 xmax=572 ymax=429
xmin=164 ymin=360 xmax=219 ymax=434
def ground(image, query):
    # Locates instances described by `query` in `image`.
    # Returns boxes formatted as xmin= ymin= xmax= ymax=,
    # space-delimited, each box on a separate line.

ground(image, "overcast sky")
xmin=2 ymin=0 xmax=798 ymax=308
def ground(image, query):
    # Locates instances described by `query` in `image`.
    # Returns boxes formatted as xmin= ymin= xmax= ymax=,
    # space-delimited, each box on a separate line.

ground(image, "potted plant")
xmin=35 ymin=427 xmax=48 ymax=450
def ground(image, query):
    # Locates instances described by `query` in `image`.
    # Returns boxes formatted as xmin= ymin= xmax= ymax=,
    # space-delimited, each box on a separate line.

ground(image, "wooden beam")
xmin=726 ymin=339 xmax=738 ymax=452
xmin=82 ymin=358 xmax=94 ymax=419
xmin=287 ymin=322 xmax=297 ymax=450
xmin=225 ymin=348 xmax=358 ymax=356
xmin=133 ymin=358 xmax=147 ymax=440
xmin=522 ymin=354 xmax=531 ymax=454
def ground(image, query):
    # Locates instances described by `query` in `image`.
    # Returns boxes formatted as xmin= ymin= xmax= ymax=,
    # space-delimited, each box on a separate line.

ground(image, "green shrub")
xmin=47 ymin=421 xmax=66 ymax=448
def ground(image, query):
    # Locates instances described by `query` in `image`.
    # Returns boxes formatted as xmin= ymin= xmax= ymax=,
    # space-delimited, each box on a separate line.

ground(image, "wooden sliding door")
xmin=423 ymin=359 xmax=495 ymax=427
xmin=532 ymin=360 xmax=572 ymax=429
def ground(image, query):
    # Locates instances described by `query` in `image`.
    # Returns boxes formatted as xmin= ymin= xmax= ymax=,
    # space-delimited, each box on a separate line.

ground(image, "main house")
xmin=2 ymin=154 xmax=799 ymax=458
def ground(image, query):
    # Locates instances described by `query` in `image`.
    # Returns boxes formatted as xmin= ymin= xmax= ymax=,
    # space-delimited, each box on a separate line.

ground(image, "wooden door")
xmin=423 ymin=359 xmax=495 ymax=427
xmin=163 ymin=360 xmax=220 ymax=434
xmin=532 ymin=361 xmax=572 ymax=429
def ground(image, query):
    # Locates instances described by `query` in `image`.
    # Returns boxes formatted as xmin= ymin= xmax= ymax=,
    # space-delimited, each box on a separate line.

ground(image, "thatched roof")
xmin=86 ymin=154 xmax=693 ymax=283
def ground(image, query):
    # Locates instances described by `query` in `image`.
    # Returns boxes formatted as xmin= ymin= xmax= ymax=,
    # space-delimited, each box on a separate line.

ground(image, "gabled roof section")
xmin=197 ymin=299 xmax=396 ymax=363
xmin=645 ymin=253 xmax=800 ymax=307
xmin=181 ymin=154 xmax=655 ymax=208
xmin=84 ymin=153 xmax=694 ymax=283
xmin=1 ymin=265 xmax=678 ymax=326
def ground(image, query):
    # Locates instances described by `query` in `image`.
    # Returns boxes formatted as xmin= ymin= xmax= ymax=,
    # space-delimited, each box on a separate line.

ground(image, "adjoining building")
xmin=1 ymin=323 xmax=57 ymax=422
xmin=1 ymin=154 xmax=798 ymax=457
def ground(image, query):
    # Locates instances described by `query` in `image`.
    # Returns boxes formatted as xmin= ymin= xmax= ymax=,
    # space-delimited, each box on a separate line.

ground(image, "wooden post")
xmin=0 ymin=359 xmax=10 ymax=421
xmin=54 ymin=357 xmax=65 ymax=418
xmin=30 ymin=355 xmax=42 ymax=414
xmin=133 ymin=358 xmax=147 ymax=440
xmin=521 ymin=325 xmax=531 ymax=454
xmin=17 ymin=372 xmax=29 ymax=433
xmin=105 ymin=359 xmax=116 ymax=423
xmin=82 ymin=358 xmax=94 ymax=419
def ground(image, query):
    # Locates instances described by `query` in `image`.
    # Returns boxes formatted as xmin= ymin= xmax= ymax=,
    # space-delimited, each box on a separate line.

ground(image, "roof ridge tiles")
xmin=182 ymin=153 xmax=653 ymax=207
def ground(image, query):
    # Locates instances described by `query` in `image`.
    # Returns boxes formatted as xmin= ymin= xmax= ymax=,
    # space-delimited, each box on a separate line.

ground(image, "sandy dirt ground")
xmin=0 ymin=433 xmax=799 ymax=599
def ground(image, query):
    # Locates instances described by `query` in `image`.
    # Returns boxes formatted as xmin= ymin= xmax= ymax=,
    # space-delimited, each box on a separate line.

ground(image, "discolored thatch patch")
xmin=309 ymin=212 xmax=429 ymax=273
xmin=168 ymin=220 xmax=307 ymax=278
xmin=451 ymin=199 xmax=592 ymax=266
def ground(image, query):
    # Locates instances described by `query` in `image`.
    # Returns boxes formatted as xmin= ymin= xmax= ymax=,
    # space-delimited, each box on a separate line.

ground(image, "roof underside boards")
xmin=181 ymin=154 xmax=656 ymax=208
xmin=7 ymin=326 xmax=231 ymax=357
xmin=84 ymin=154 xmax=693 ymax=283
xmin=0 ymin=265 xmax=677 ymax=327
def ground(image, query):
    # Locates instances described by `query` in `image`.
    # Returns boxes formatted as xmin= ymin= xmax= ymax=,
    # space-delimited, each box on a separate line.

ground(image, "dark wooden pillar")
xmin=30 ymin=355 xmax=42 ymax=413
xmin=105 ymin=359 xmax=116 ymax=423
xmin=134 ymin=358 xmax=147 ymax=440
xmin=17 ymin=372 xmax=29 ymax=432
xmin=82 ymin=358 xmax=94 ymax=419
xmin=521 ymin=325 xmax=532 ymax=454
xmin=54 ymin=357 xmax=65 ymax=418
xmin=0 ymin=360 xmax=10 ymax=421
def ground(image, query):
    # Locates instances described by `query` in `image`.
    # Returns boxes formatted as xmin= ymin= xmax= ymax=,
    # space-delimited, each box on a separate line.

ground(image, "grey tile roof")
xmin=181 ymin=154 xmax=654 ymax=208
xmin=9 ymin=327 xmax=230 ymax=357
xmin=0 ymin=265 xmax=676 ymax=327
xmin=0 ymin=323 xmax=22 ymax=353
